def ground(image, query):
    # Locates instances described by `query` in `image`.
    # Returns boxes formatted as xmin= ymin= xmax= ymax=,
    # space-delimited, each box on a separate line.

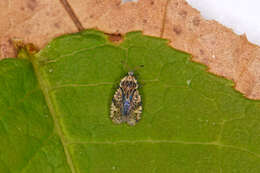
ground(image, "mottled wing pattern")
xmin=110 ymin=72 xmax=142 ymax=126
xmin=110 ymin=88 xmax=124 ymax=124
xmin=127 ymin=89 xmax=142 ymax=126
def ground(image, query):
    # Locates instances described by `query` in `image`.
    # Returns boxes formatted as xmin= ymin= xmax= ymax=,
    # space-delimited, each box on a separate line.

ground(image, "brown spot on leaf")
xmin=26 ymin=43 xmax=38 ymax=54
xmin=107 ymin=33 xmax=123 ymax=43
xmin=150 ymin=1 xmax=154 ymax=5
xmin=7 ymin=39 xmax=12 ymax=45
xmin=200 ymin=49 xmax=204 ymax=55
xmin=116 ymin=1 xmax=121 ymax=7
xmin=13 ymin=39 xmax=38 ymax=55
xmin=173 ymin=25 xmax=182 ymax=35
xmin=0 ymin=42 xmax=16 ymax=58
xmin=178 ymin=10 xmax=187 ymax=18
xmin=27 ymin=0 xmax=37 ymax=11
xmin=143 ymin=19 xmax=147 ymax=23
xmin=193 ymin=17 xmax=200 ymax=26
xmin=25 ymin=29 xmax=31 ymax=34
xmin=54 ymin=22 xmax=60 ymax=28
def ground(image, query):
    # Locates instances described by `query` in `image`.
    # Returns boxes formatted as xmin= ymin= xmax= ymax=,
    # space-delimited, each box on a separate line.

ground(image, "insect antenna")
xmin=121 ymin=60 xmax=144 ymax=74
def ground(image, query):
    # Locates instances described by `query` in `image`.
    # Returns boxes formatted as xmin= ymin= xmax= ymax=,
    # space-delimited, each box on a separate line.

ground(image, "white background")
xmin=186 ymin=0 xmax=260 ymax=46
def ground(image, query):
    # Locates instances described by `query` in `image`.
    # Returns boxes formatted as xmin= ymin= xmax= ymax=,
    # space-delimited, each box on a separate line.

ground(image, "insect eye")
xmin=128 ymin=72 xmax=134 ymax=76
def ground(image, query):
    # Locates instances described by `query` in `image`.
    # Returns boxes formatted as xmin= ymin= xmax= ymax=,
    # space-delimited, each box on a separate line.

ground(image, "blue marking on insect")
xmin=123 ymin=100 xmax=131 ymax=115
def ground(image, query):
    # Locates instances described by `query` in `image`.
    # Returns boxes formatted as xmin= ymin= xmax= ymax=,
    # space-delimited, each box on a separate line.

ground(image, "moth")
xmin=110 ymin=72 xmax=142 ymax=126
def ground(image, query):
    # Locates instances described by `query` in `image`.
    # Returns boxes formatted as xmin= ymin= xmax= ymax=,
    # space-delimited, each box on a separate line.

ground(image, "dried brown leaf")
xmin=0 ymin=0 xmax=77 ymax=58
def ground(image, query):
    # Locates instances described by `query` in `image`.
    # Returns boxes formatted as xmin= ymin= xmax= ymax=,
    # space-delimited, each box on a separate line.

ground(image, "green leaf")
xmin=0 ymin=30 xmax=260 ymax=173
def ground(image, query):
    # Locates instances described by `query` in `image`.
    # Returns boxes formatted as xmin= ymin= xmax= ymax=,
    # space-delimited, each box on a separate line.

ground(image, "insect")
xmin=110 ymin=72 xmax=142 ymax=126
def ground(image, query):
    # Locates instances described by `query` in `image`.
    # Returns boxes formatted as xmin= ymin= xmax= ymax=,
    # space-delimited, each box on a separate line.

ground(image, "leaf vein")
xmin=68 ymin=140 xmax=260 ymax=158
xmin=31 ymin=57 xmax=76 ymax=173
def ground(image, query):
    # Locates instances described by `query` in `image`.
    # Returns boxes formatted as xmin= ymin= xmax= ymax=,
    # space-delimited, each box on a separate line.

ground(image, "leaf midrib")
xmin=30 ymin=56 xmax=76 ymax=173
